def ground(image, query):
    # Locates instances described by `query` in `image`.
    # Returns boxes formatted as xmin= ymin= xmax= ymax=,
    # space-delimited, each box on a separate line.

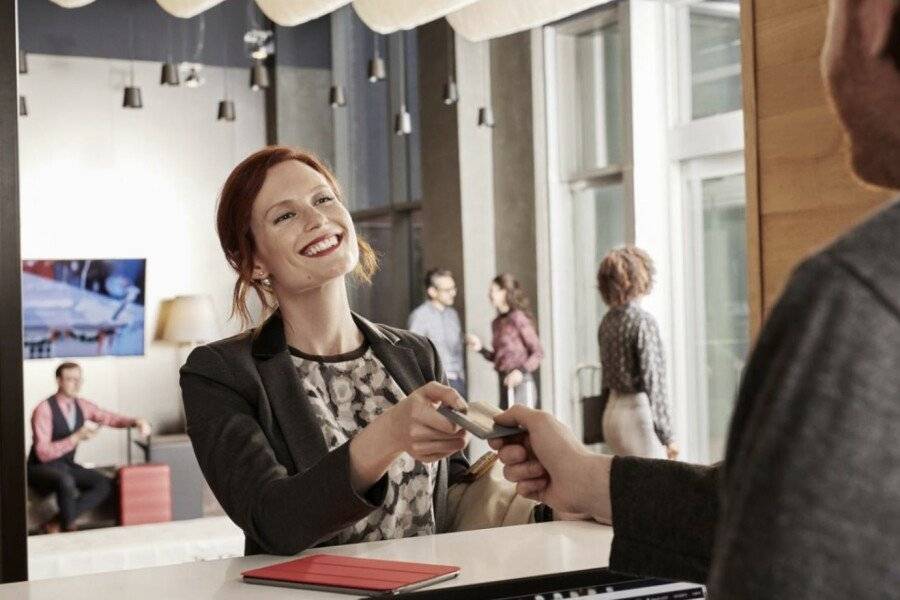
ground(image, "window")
xmin=673 ymin=0 xmax=742 ymax=122
xmin=681 ymin=157 xmax=749 ymax=461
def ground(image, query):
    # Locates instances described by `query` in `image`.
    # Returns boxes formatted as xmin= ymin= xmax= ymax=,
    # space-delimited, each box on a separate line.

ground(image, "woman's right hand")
xmin=385 ymin=382 xmax=470 ymax=463
xmin=465 ymin=333 xmax=482 ymax=352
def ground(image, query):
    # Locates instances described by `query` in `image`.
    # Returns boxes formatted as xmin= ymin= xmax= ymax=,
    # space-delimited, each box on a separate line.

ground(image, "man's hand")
xmin=71 ymin=423 xmax=100 ymax=443
xmin=465 ymin=333 xmax=483 ymax=352
xmin=133 ymin=418 xmax=152 ymax=438
xmin=489 ymin=406 xmax=613 ymax=524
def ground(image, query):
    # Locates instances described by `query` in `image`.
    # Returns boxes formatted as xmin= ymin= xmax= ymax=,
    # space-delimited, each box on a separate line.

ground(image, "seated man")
xmin=28 ymin=362 xmax=151 ymax=533
xmin=491 ymin=1 xmax=900 ymax=598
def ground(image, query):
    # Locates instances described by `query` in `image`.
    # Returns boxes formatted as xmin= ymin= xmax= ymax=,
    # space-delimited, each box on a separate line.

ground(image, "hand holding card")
xmin=438 ymin=402 xmax=525 ymax=439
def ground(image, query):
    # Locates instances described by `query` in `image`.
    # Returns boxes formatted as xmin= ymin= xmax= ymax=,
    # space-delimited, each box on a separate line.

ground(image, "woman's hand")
xmin=465 ymin=333 xmax=482 ymax=352
xmin=666 ymin=442 xmax=679 ymax=460
xmin=504 ymin=369 xmax=524 ymax=388
xmin=349 ymin=382 xmax=469 ymax=494
xmin=386 ymin=382 xmax=470 ymax=463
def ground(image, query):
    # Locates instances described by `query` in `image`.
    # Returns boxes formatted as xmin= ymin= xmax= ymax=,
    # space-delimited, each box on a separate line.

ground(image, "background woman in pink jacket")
xmin=466 ymin=273 xmax=544 ymax=409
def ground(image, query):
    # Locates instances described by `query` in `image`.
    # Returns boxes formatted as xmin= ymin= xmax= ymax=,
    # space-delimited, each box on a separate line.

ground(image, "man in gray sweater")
xmin=491 ymin=1 xmax=900 ymax=598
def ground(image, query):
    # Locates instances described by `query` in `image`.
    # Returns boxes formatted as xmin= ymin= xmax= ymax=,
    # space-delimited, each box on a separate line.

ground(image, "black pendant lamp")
xmin=478 ymin=106 xmax=495 ymax=128
xmin=329 ymin=84 xmax=346 ymax=108
xmin=217 ymin=7 xmax=235 ymax=121
xmin=442 ymin=29 xmax=458 ymax=105
xmin=160 ymin=20 xmax=179 ymax=85
xmin=367 ymin=33 xmax=386 ymax=83
xmin=19 ymin=95 xmax=27 ymax=117
xmin=250 ymin=60 xmax=270 ymax=91
xmin=160 ymin=62 xmax=179 ymax=85
xmin=123 ymin=15 xmax=143 ymax=109
xmin=217 ymin=99 xmax=236 ymax=121
xmin=394 ymin=33 xmax=412 ymax=136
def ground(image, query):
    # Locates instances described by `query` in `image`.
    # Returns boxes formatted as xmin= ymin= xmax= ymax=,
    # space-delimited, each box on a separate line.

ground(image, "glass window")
xmin=684 ymin=166 xmax=749 ymax=460
xmin=688 ymin=1 xmax=742 ymax=120
xmin=555 ymin=8 xmax=624 ymax=177
xmin=574 ymin=22 xmax=622 ymax=170
xmin=571 ymin=182 xmax=627 ymax=370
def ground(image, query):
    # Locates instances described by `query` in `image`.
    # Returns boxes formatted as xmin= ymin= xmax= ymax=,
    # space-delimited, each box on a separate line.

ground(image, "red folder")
xmin=242 ymin=554 xmax=460 ymax=595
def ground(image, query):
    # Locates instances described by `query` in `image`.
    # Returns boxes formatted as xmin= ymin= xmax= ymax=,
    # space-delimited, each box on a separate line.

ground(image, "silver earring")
xmin=261 ymin=277 xmax=272 ymax=287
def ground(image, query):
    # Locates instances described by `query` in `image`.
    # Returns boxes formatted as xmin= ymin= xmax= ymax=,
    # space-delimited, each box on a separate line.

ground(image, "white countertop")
xmin=1 ymin=521 xmax=614 ymax=599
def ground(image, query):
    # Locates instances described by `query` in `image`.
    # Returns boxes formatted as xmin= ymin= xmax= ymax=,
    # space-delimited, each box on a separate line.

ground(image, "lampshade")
xmin=329 ymin=84 xmax=346 ymax=107
xmin=49 ymin=0 xmax=96 ymax=7
xmin=442 ymin=79 xmax=459 ymax=105
xmin=447 ymin=0 xmax=612 ymax=42
xmin=367 ymin=56 xmax=386 ymax=82
xmin=160 ymin=62 xmax=180 ymax=85
xmin=217 ymin=99 xmax=236 ymax=121
xmin=255 ymin=0 xmax=351 ymax=27
xmin=250 ymin=61 xmax=270 ymax=91
xmin=394 ymin=108 xmax=412 ymax=135
xmin=123 ymin=86 xmax=143 ymax=109
xmin=477 ymin=106 xmax=495 ymax=128
xmin=162 ymin=295 xmax=219 ymax=344
xmin=156 ymin=0 xmax=225 ymax=18
xmin=353 ymin=0 xmax=479 ymax=34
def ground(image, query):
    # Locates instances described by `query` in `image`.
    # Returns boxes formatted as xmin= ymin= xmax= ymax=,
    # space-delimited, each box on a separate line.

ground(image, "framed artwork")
xmin=22 ymin=259 xmax=146 ymax=359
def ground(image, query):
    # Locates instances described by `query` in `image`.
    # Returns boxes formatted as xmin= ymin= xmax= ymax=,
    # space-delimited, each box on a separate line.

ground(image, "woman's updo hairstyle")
xmin=217 ymin=145 xmax=378 ymax=326
xmin=596 ymin=246 xmax=655 ymax=308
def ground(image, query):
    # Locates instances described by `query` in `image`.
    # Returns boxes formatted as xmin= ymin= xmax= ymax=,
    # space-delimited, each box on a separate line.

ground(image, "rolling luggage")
xmin=119 ymin=433 xmax=172 ymax=526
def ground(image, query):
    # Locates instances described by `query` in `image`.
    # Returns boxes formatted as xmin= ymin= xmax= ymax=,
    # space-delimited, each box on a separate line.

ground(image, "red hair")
xmin=216 ymin=146 xmax=378 ymax=326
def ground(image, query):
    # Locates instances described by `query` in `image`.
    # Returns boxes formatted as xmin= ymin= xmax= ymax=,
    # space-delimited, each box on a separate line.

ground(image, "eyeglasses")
xmin=435 ymin=286 xmax=457 ymax=293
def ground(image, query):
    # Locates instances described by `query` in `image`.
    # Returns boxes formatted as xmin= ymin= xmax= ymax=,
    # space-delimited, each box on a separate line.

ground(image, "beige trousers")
xmin=601 ymin=391 xmax=666 ymax=459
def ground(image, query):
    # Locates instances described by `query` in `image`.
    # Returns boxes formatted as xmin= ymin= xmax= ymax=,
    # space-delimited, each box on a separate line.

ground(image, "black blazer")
xmin=180 ymin=311 xmax=469 ymax=556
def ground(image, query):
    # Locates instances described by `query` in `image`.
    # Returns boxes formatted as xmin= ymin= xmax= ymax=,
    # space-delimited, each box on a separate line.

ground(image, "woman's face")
xmin=489 ymin=283 xmax=507 ymax=309
xmin=249 ymin=160 xmax=359 ymax=294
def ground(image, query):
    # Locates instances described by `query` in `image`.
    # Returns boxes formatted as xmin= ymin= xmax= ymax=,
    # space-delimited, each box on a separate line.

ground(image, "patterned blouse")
xmin=290 ymin=342 xmax=437 ymax=545
xmin=479 ymin=309 xmax=544 ymax=374
xmin=598 ymin=303 xmax=673 ymax=445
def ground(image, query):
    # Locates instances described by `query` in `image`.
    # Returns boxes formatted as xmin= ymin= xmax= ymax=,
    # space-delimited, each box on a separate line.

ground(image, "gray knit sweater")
xmin=609 ymin=199 xmax=900 ymax=599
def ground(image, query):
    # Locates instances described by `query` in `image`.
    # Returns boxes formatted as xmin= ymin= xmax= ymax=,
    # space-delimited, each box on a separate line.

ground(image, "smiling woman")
xmin=180 ymin=146 xmax=474 ymax=556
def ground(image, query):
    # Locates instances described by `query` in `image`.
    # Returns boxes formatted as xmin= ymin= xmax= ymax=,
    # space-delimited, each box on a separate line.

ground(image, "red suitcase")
xmin=118 ymin=463 xmax=172 ymax=526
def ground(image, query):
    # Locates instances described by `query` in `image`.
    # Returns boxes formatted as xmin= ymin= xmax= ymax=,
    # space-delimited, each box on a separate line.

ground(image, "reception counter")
xmin=1 ymin=521 xmax=614 ymax=599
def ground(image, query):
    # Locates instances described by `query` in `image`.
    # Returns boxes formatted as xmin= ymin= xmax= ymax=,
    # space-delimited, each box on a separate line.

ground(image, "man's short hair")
xmin=55 ymin=362 xmax=81 ymax=379
xmin=425 ymin=268 xmax=453 ymax=291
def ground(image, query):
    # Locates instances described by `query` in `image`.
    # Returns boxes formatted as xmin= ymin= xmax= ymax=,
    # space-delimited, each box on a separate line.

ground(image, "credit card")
xmin=438 ymin=401 xmax=525 ymax=439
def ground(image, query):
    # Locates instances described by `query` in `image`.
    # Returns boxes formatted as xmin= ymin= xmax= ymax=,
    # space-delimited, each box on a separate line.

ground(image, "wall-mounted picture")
xmin=22 ymin=259 xmax=146 ymax=359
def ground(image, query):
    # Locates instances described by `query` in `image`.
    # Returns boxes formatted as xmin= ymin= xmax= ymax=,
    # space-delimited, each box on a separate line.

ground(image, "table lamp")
xmin=162 ymin=295 xmax=219 ymax=346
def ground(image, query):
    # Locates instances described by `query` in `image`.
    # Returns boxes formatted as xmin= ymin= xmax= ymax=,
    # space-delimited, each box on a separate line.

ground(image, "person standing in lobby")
xmin=466 ymin=273 xmax=544 ymax=409
xmin=27 ymin=362 xmax=152 ymax=533
xmin=596 ymin=247 xmax=677 ymax=460
xmin=408 ymin=269 xmax=467 ymax=399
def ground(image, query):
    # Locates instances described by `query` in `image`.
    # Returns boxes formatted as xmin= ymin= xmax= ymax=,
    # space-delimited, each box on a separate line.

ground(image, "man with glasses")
xmin=409 ymin=269 xmax=467 ymax=398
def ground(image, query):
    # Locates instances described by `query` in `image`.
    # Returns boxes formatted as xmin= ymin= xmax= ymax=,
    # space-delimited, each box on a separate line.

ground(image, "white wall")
xmin=18 ymin=54 xmax=266 ymax=467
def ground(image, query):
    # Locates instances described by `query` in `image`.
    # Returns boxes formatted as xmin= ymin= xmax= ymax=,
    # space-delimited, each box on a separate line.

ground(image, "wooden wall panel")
xmin=742 ymin=0 xmax=893 ymax=329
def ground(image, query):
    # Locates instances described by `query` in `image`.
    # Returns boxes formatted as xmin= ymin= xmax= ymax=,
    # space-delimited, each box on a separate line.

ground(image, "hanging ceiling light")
xmin=18 ymin=49 xmax=28 ymax=75
xmin=477 ymin=106 xmax=495 ymax=127
xmin=250 ymin=60 xmax=270 ymax=90
xmin=156 ymin=0 xmax=225 ymax=19
xmin=123 ymin=15 xmax=143 ymax=109
xmin=182 ymin=64 xmax=204 ymax=88
xmin=217 ymin=6 xmax=235 ymax=121
xmin=160 ymin=62 xmax=180 ymax=85
xmin=367 ymin=33 xmax=386 ymax=83
xmin=19 ymin=96 xmax=28 ymax=117
xmin=329 ymin=84 xmax=347 ymax=108
xmin=442 ymin=27 xmax=458 ymax=105
xmin=160 ymin=20 xmax=180 ymax=85
xmin=476 ymin=40 xmax=493 ymax=127
xmin=394 ymin=33 xmax=412 ymax=136
xmin=217 ymin=99 xmax=236 ymax=121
